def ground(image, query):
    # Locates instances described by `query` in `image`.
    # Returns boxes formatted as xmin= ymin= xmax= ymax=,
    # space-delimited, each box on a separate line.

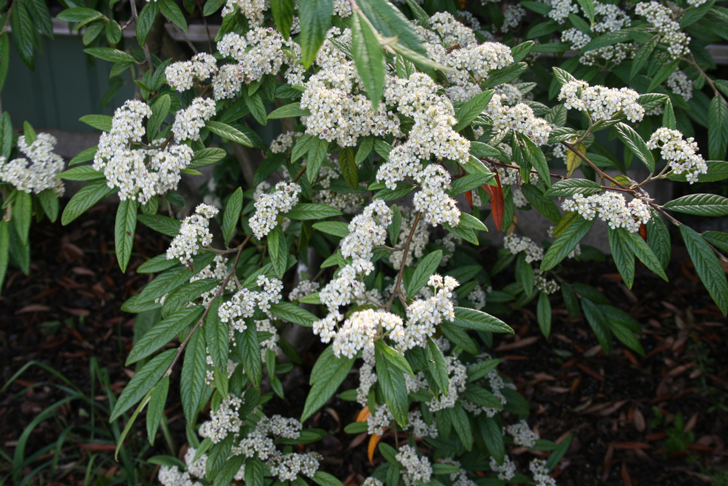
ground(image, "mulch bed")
xmin=1 ymin=204 xmax=726 ymax=485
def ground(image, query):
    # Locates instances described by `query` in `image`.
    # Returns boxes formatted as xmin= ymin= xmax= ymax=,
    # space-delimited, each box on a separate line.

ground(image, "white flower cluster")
xmin=390 ymin=275 xmax=459 ymax=352
xmin=367 ymin=403 xmax=393 ymax=435
xmin=427 ymin=356 xmax=468 ymax=411
xmin=548 ymin=0 xmax=579 ymax=23
xmin=529 ymin=459 xmax=557 ymax=486
xmin=445 ymin=42 xmax=514 ymax=83
xmin=167 ymin=204 xmax=218 ymax=265
xmin=301 ymin=47 xmax=400 ymax=147
xmin=289 ymin=280 xmax=319 ymax=301
xmin=503 ymin=234 xmax=544 ymax=263
xmin=158 ymin=466 xmax=202 ymax=486
xmin=468 ymin=285 xmax=487 ymax=310
xmin=221 ymin=0 xmax=266 ymax=25
xmin=191 ymin=255 xmax=235 ymax=304
xmin=172 ymin=98 xmax=216 ymax=143
xmin=437 ymin=233 xmax=461 ymax=266
xmin=535 ymin=270 xmax=560 ymax=294
xmin=361 ymin=478 xmax=383 ymax=486
xmin=316 ymin=201 xmax=392 ymax=334
xmin=558 ymin=80 xmax=645 ymax=123
xmin=562 ymin=192 xmax=651 ymax=232
xmin=199 ymin=393 xmax=243 ymax=443
xmin=507 ymin=420 xmax=539 ymax=447
xmin=1 ymin=133 xmax=65 ymax=196
xmin=440 ymin=459 xmax=477 ymax=486
xmin=218 ymin=275 xmax=283 ymax=325
xmin=490 ymin=456 xmax=517 ymax=481
xmin=94 ymin=100 xmax=193 ymax=203
xmin=409 ymin=409 xmax=439 ymax=438
xmin=333 ymin=0 xmax=352 ymax=16
xmin=462 ymin=352 xmax=513 ymax=416
xmin=561 ymin=29 xmax=635 ymax=66
xmin=357 ymin=346 xmax=378 ymax=405
xmin=486 ymin=94 xmax=552 ymax=145
xmin=429 ymin=12 xmax=480 ymax=47
xmin=635 ymin=1 xmax=690 ymax=58
xmin=389 ymin=209 xmax=428 ymax=270
xmin=667 ymin=69 xmax=693 ymax=101
xmin=592 ymin=2 xmax=631 ymax=33
xmin=249 ymin=182 xmax=301 ymax=238
xmin=647 ymin=127 xmax=707 ymax=183
xmin=217 ymin=28 xmax=302 ymax=86
xmin=165 ymin=53 xmax=218 ymax=92
xmin=501 ymin=4 xmax=526 ymax=32
xmin=414 ymin=164 xmax=461 ymax=227
xmin=333 ymin=309 xmax=403 ymax=359
xmin=397 ymin=445 xmax=433 ymax=486
xmin=270 ymin=131 xmax=301 ymax=154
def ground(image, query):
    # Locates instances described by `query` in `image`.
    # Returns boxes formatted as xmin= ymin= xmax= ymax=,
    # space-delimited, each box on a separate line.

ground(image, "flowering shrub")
xmin=3 ymin=0 xmax=728 ymax=484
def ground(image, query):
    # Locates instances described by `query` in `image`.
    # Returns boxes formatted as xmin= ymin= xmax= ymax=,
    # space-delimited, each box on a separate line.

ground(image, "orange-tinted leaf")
xmin=356 ymin=406 xmax=371 ymax=422
xmin=368 ymin=433 xmax=382 ymax=465
xmin=483 ymin=170 xmax=504 ymax=231
xmin=465 ymin=189 xmax=473 ymax=208
xmin=639 ymin=223 xmax=647 ymax=242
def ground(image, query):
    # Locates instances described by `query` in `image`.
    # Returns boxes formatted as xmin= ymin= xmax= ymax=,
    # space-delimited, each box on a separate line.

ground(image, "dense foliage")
xmin=2 ymin=0 xmax=728 ymax=485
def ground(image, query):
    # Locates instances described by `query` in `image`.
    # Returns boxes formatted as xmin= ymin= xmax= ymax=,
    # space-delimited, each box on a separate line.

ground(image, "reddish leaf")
xmin=482 ymin=170 xmax=504 ymax=231
xmin=638 ymin=223 xmax=647 ymax=242
xmin=464 ymin=189 xmax=473 ymax=208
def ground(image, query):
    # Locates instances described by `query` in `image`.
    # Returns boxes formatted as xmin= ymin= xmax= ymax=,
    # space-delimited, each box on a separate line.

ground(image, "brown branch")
xmin=561 ymin=142 xmax=630 ymax=189
xmin=386 ymin=211 xmax=422 ymax=312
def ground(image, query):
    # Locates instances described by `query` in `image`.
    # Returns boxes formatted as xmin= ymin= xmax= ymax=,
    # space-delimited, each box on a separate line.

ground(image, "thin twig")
xmin=386 ymin=211 xmax=422 ymax=312
xmin=129 ymin=0 xmax=154 ymax=73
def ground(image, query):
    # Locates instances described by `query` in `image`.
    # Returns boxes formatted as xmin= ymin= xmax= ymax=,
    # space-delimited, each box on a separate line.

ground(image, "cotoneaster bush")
xmin=2 ymin=0 xmax=728 ymax=485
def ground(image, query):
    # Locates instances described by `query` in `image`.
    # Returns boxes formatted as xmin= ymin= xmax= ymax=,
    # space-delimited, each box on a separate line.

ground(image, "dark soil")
xmin=1 ymin=204 xmax=727 ymax=486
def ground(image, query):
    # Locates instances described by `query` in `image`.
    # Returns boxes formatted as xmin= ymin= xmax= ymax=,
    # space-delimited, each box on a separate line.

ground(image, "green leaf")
xmin=466 ymin=359 xmax=501 ymax=382
xmin=268 ymin=103 xmax=310 ymax=119
xmin=406 ymin=250 xmax=442 ymax=297
xmin=520 ymin=184 xmax=561 ymax=223
xmin=159 ymin=0 xmax=187 ymax=32
xmin=374 ymin=341 xmax=413 ymax=377
xmin=681 ymin=225 xmax=728 ymax=315
xmin=581 ymin=298 xmax=611 ymax=353
xmin=299 ymin=0 xmax=334 ymax=67
xmin=580 ymin=30 xmax=631 ymax=52
xmin=541 ymin=216 xmax=596 ymax=271
xmin=0 ymin=221 xmax=8 ymax=294
xmin=271 ymin=0 xmax=295 ymax=39
xmin=37 ymin=189 xmax=58 ymax=223
xmin=205 ymin=298 xmax=228 ymax=370
xmin=352 ymin=12 xmax=386 ymax=109
xmin=479 ymin=416 xmax=505 ymax=464
xmin=162 ymin=279 xmax=218 ymax=318
xmin=618 ymin=228 xmax=669 ymax=281
xmin=181 ymin=328 xmax=206 ymax=422
xmin=452 ymin=307 xmax=514 ymax=333
xmin=146 ymin=376 xmax=169 ymax=444
xmin=268 ymin=225 xmax=288 ymax=279
xmin=615 ymin=122 xmax=654 ymax=172
xmin=110 ymin=348 xmax=176 ymax=422
xmin=313 ymin=221 xmax=349 ymax=237
xmin=286 ymin=203 xmax=342 ymax=220
xmin=222 ymin=187 xmax=243 ymax=246
xmin=375 ymin=344 xmax=409 ymax=427
xmin=357 ymin=0 xmax=426 ymax=56
xmin=242 ymin=320 xmax=263 ymax=386
xmin=11 ymin=0 xmax=35 ymax=69
xmin=451 ymin=403 xmax=472 ymax=451
xmin=454 ymin=90 xmax=494 ymax=132
xmin=664 ymin=193 xmax=728 ymax=216
xmin=126 ymin=306 xmax=204 ymax=365
xmin=137 ymin=214 xmax=182 ymax=237
xmin=545 ymin=178 xmax=603 ymax=197
xmin=62 ymin=180 xmax=117 ymax=225
xmin=69 ymin=146 xmax=98 ymax=166
xmin=106 ymin=19 xmax=122 ymax=44
xmin=306 ymin=137 xmax=329 ymax=183
xmin=703 ymin=231 xmax=728 ymax=253
xmin=136 ymin=1 xmax=159 ymax=46
xmin=668 ymin=160 xmax=728 ymax=183
xmin=339 ymin=146 xmax=359 ymax=190
xmin=0 ymin=112 xmax=12 ymax=160
xmin=11 ymin=191 xmax=31 ymax=246
xmin=608 ymin=227 xmax=634 ymax=288
xmin=58 ymin=165 xmax=105 ymax=181
xmin=576 ymin=0 xmax=595 ymax=23
xmin=647 ymin=59 xmax=679 ymax=93
xmin=426 ymin=338 xmax=449 ymax=395
xmin=188 ymin=148 xmax=227 ymax=169
xmin=84 ymin=47 xmax=137 ymax=64
xmin=313 ymin=471 xmax=345 ymax=486
xmin=459 ymin=212 xmax=488 ymax=232
xmin=206 ymin=121 xmax=253 ymax=147
xmin=461 ymin=385 xmax=502 ymax=409
xmin=630 ymin=35 xmax=659 ymax=79
xmin=709 ymin=95 xmax=728 ymax=161
xmin=646 ymin=210 xmax=670 ymax=270
xmin=79 ymin=114 xmax=113 ymax=132
xmin=516 ymin=252 xmax=534 ymax=297
xmin=546 ymin=434 xmax=572 ymax=470
xmin=245 ymin=92 xmax=267 ymax=125
xmin=147 ymin=94 xmax=171 ymax=138
xmin=516 ymin=133 xmax=551 ymax=188
xmin=301 ymin=346 xmax=354 ymax=422
xmin=269 ymin=301 xmax=317 ymax=327
xmin=57 ymin=7 xmax=102 ymax=22
xmin=115 ymin=199 xmax=138 ymax=272
xmin=680 ymin=0 xmax=715 ymax=27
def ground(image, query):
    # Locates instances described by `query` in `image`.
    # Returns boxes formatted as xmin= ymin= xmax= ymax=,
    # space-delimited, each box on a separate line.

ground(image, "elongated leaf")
xmin=306 ymin=137 xmax=329 ymax=183
xmin=581 ymin=298 xmax=611 ymax=353
xmin=664 ymin=193 xmax=728 ymax=216
xmin=608 ymin=226 xmax=634 ymax=288
xmin=352 ymin=12 xmax=385 ymax=109
xmin=62 ymin=180 xmax=117 ymax=225
xmin=299 ymin=0 xmax=334 ymax=67
xmin=269 ymin=301 xmax=317 ymax=327
xmin=541 ymin=216 xmax=596 ymax=271
xmin=222 ymin=188 xmax=243 ymax=246
xmin=479 ymin=416 xmax=505 ymax=464
xmin=286 ymin=203 xmax=342 ymax=220
xmin=206 ymin=121 xmax=253 ymax=147
xmin=268 ymin=225 xmax=288 ymax=279
xmin=181 ymin=328 xmax=206 ymax=422
xmin=115 ymin=199 xmax=138 ymax=272
xmin=11 ymin=0 xmax=35 ymax=69
xmin=0 ymin=221 xmax=8 ymax=294
xmin=356 ymin=0 xmax=426 ymax=56
xmin=301 ymin=346 xmax=354 ymax=422
xmin=12 ymin=191 xmax=31 ymax=246
xmin=406 ymin=250 xmax=442 ymax=297
xmin=137 ymin=214 xmax=182 ymax=237
xmin=452 ymin=403 xmax=472 ymax=451
xmin=615 ymin=123 xmax=654 ymax=172
xmin=146 ymin=376 xmax=169 ymax=444
xmin=709 ymin=95 xmax=728 ymax=161
xmin=426 ymin=337 xmax=449 ymax=394
xmin=127 ymin=306 xmax=204 ymax=365
xmin=375 ymin=344 xmax=408 ymax=427
xmin=111 ymin=349 xmax=176 ymax=422
xmin=454 ymin=91 xmax=494 ymax=132
xmin=313 ymin=221 xmax=349 ymax=237
xmin=84 ymin=47 xmax=137 ymax=64
xmin=339 ymin=147 xmax=359 ymax=190
xmin=545 ymin=179 xmax=603 ymax=197
xmin=79 ymin=114 xmax=113 ymax=132
xmin=681 ymin=225 xmax=728 ymax=315
xmin=520 ymin=184 xmax=560 ymax=223
xmin=619 ymin=228 xmax=668 ymax=281
xmin=137 ymin=1 xmax=159 ymax=46
xmin=271 ymin=0 xmax=295 ymax=39
xmin=452 ymin=307 xmax=513 ymax=333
